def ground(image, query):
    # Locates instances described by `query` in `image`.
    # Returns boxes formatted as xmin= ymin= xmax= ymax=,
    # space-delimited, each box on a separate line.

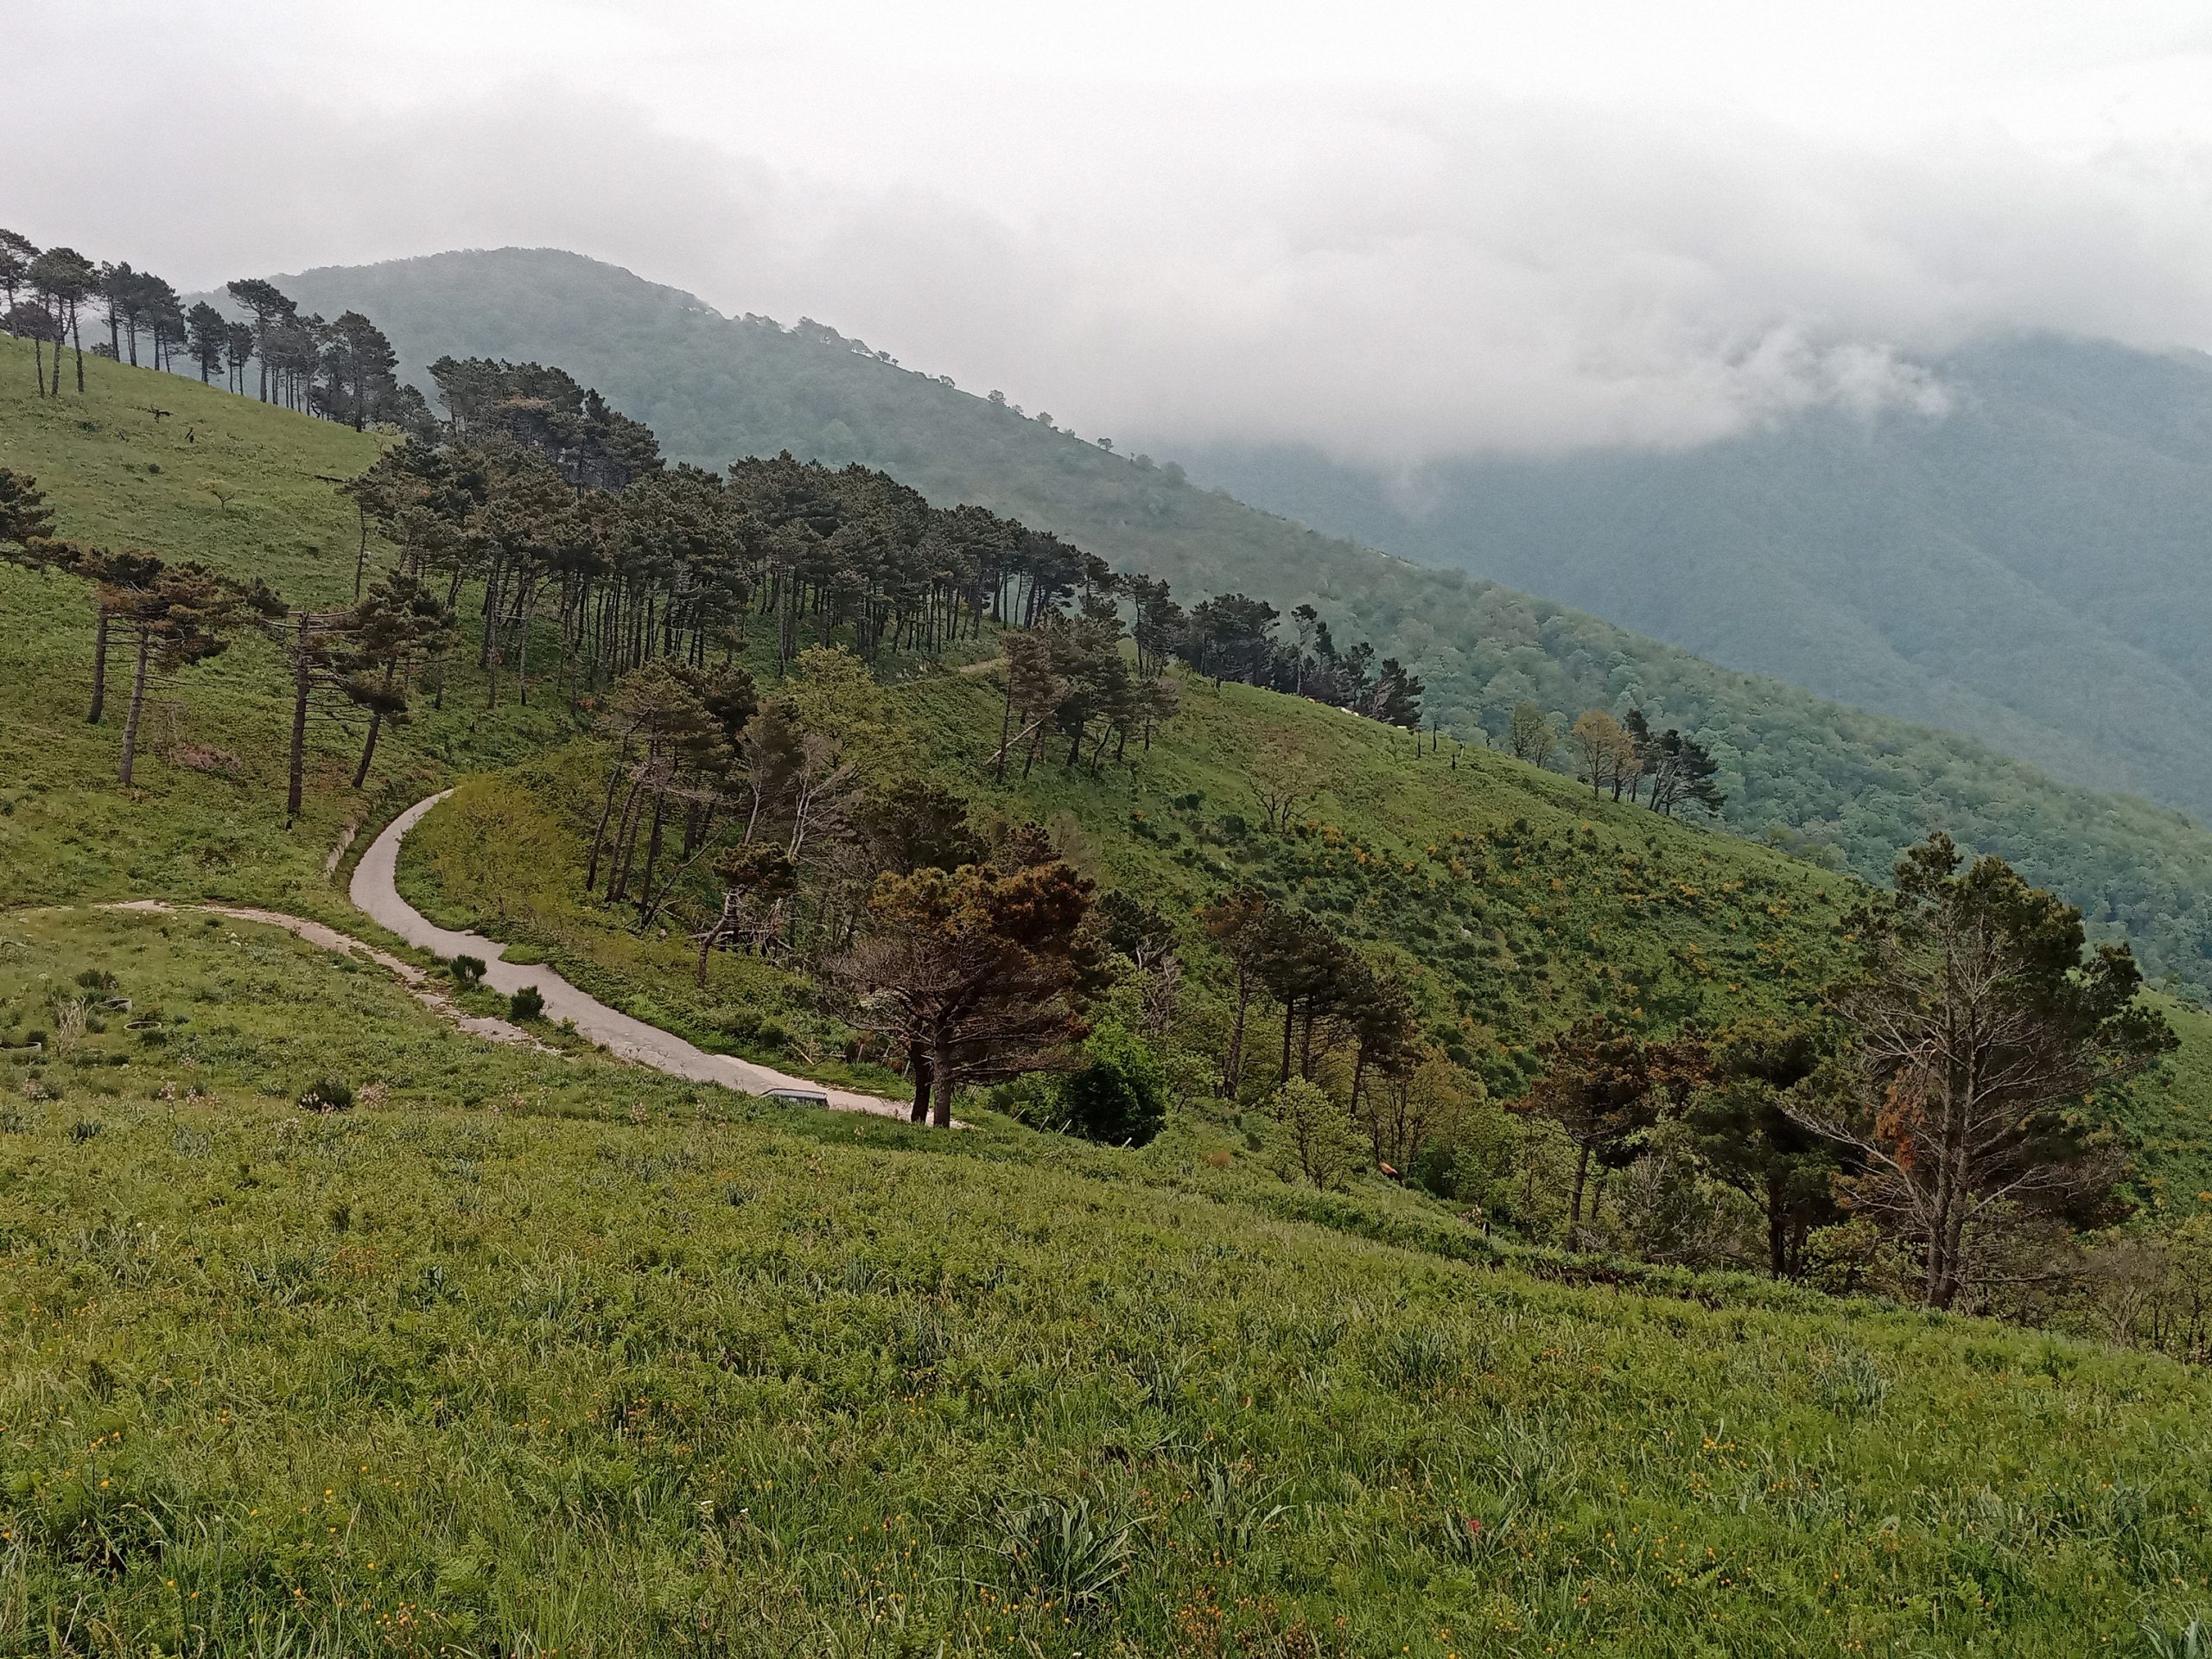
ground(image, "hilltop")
xmin=262 ymin=249 xmax=2212 ymax=1000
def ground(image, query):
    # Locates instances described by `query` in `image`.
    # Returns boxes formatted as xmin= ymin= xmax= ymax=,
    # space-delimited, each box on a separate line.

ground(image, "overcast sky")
xmin=16 ymin=2 xmax=2212 ymax=462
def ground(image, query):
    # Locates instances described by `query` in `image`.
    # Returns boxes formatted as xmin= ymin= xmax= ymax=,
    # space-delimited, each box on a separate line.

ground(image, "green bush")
xmin=1055 ymin=1022 xmax=1167 ymax=1147
xmin=508 ymin=985 xmax=545 ymax=1022
xmin=449 ymin=954 xmax=486 ymax=990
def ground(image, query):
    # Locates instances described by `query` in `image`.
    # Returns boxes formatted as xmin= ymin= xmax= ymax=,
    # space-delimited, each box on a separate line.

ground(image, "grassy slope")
xmin=405 ymin=667 xmax=1859 ymax=1078
xmin=10 ymin=348 xmax=2212 ymax=1649
xmin=398 ymin=631 xmax=2212 ymax=1205
xmin=9 ymin=907 xmax=2212 ymax=1656
xmin=269 ymin=249 xmax=2212 ymax=998
xmin=0 ymin=338 xmax=574 ymax=925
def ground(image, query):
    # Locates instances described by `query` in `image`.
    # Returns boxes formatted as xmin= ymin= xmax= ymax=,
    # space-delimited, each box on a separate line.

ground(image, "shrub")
xmin=296 ymin=1078 xmax=354 ymax=1114
xmin=508 ymin=985 xmax=545 ymax=1022
xmin=449 ymin=955 xmax=486 ymax=991
xmin=1267 ymin=1077 xmax=1369 ymax=1191
xmin=1055 ymin=1022 xmax=1166 ymax=1147
xmin=986 ymin=1074 xmax=1059 ymax=1128
xmin=1805 ymin=1217 xmax=1912 ymax=1298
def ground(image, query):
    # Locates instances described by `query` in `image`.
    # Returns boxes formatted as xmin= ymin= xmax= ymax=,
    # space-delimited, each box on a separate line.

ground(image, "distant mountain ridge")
xmin=1174 ymin=335 xmax=2212 ymax=822
xmin=263 ymin=247 xmax=2212 ymax=992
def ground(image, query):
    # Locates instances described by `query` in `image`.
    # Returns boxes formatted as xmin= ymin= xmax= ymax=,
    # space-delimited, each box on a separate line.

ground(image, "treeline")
xmin=1521 ymin=703 xmax=1728 ymax=817
xmin=0 ymin=226 xmax=429 ymax=434
xmin=1142 ymin=591 xmax=1425 ymax=727
xmin=1192 ymin=824 xmax=2176 ymax=1321
xmin=343 ymin=355 xmax=1423 ymax=742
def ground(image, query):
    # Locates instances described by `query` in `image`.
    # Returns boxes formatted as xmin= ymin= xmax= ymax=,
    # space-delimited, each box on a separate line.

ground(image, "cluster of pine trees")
xmin=342 ymin=354 xmax=1424 ymax=746
xmin=0 ymin=226 xmax=427 ymax=433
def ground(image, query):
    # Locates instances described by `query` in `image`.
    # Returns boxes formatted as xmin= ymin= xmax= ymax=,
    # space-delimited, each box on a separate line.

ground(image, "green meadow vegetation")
xmin=0 ymin=338 xmax=573 ymax=921
xmin=9 ymin=907 xmax=2212 ymax=1656
xmin=9 ymin=331 xmax=2212 ymax=1652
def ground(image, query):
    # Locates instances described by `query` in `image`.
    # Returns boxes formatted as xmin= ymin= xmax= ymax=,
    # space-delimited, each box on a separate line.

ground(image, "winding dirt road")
xmin=350 ymin=791 xmax=912 ymax=1120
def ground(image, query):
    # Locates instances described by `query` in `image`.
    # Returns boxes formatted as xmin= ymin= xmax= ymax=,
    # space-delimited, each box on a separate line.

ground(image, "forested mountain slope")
xmin=1179 ymin=335 xmax=2212 ymax=821
xmin=263 ymin=250 xmax=2212 ymax=993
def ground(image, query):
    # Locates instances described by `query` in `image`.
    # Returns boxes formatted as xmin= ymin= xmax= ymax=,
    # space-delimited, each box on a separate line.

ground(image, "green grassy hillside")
xmin=400 ymin=673 xmax=1856 ymax=1100
xmin=264 ymin=250 xmax=2212 ymax=999
xmin=12 ymin=344 xmax=2212 ymax=1651
xmin=0 ymin=340 xmax=575 ymax=920
xmin=10 ymin=337 xmax=2212 ymax=1194
xmin=10 ymin=906 xmax=2212 ymax=1656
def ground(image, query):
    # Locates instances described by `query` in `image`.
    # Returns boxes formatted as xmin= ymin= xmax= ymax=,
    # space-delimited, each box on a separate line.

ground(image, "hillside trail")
xmin=103 ymin=899 xmax=552 ymax=1052
xmin=347 ymin=791 xmax=915 ymax=1120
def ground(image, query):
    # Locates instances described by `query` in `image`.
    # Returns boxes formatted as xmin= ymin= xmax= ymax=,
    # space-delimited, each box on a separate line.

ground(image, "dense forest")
xmin=258 ymin=248 xmax=2212 ymax=996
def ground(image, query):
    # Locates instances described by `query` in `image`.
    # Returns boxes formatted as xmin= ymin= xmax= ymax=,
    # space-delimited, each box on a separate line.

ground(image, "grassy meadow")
xmin=8 ymin=342 xmax=2212 ymax=1651
xmin=0 ymin=338 xmax=582 ymax=925
xmin=10 ymin=907 xmax=2212 ymax=1656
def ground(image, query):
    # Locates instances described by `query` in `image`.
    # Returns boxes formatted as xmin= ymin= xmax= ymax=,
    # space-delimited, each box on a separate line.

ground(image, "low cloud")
xmin=13 ymin=37 xmax=2212 ymax=467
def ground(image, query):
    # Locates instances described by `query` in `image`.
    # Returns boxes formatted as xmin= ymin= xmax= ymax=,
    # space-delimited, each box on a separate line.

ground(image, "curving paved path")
xmin=351 ymin=792 xmax=914 ymax=1121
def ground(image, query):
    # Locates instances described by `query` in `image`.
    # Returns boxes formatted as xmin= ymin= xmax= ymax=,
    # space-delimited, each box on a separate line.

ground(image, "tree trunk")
xmin=1221 ymin=969 xmax=1251 ymax=1097
xmin=994 ymin=671 xmax=1014 ymax=784
xmin=585 ymin=753 xmax=630 ymax=890
xmin=635 ymin=793 xmax=668 ymax=922
xmin=71 ymin=303 xmax=85 ymax=393
xmin=929 ymin=1046 xmax=955 ymax=1128
xmin=352 ymin=707 xmax=385 ymax=789
xmin=1767 ymin=1170 xmax=1789 ymax=1278
xmin=1923 ymin=1119 xmax=1966 ymax=1309
xmin=696 ymin=892 xmax=735 ymax=987
xmin=86 ymin=609 xmax=110 ymax=723
xmin=285 ymin=614 xmax=312 ymax=825
xmin=909 ymin=1043 xmax=931 ymax=1124
xmin=515 ymin=586 xmax=531 ymax=706
xmin=1569 ymin=1141 xmax=1592 ymax=1230
xmin=118 ymin=628 xmax=151 ymax=785
xmin=607 ymin=780 xmax=647 ymax=902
